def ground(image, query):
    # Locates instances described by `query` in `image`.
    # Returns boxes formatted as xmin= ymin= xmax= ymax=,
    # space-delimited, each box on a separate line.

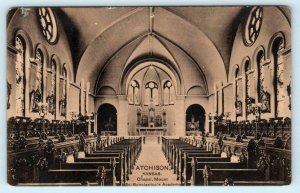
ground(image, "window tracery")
xmin=37 ymin=8 xmax=58 ymax=44
xmin=163 ymin=80 xmax=174 ymax=105
xmin=128 ymin=80 xmax=140 ymax=105
xmin=244 ymin=7 xmax=263 ymax=46
xmin=145 ymin=81 xmax=158 ymax=105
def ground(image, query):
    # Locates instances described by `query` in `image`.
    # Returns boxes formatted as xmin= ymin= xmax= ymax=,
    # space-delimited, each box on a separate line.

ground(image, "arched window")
xmin=60 ymin=67 xmax=67 ymax=117
xmin=128 ymin=80 xmax=140 ymax=105
xmin=163 ymin=80 xmax=174 ymax=105
xmin=272 ymin=37 xmax=286 ymax=116
xmin=15 ymin=36 xmax=26 ymax=116
xmin=30 ymin=49 xmax=43 ymax=112
xmin=47 ymin=58 xmax=56 ymax=116
xmin=245 ymin=59 xmax=255 ymax=114
xmin=234 ymin=66 xmax=242 ymax=116
xmin=257 ymin=50 xmax=265 ymax=102
xmin=257 ymin=49 xmax=271 ymax=113
xmin=145 ymin=81 xmax=158 ymax=106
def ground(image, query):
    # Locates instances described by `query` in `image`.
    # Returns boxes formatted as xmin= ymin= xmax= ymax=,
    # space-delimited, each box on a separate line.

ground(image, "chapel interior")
xmin=6 ymin=6 xmax=291 ymax=186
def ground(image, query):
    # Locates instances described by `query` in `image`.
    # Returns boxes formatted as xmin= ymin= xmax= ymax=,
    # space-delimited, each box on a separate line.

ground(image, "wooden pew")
xmin=193 ymin=167 xmax=263 ymax=185
xmin=46 ymin=167 xmax=114 ymax=185
xmin=43 ymin=137 xmax=142 ymax=186
xmin=182 ymin=157 xmax=231 ymax=185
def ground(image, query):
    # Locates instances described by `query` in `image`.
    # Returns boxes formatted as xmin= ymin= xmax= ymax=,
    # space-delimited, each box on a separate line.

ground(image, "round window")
xmin=37 ymin=8 xmax=58 ymax=44
xmin=244 ymin=7 xmax=263 ymax=46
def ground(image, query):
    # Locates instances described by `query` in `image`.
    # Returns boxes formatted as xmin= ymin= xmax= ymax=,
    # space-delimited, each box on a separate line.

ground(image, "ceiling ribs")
xmin=149 ymin=7 xmax=154 ymax=57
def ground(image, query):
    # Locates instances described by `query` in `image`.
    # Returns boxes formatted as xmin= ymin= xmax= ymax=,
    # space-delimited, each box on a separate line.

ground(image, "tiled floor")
xmin=126 ymin=137 xmax=181 ymax=186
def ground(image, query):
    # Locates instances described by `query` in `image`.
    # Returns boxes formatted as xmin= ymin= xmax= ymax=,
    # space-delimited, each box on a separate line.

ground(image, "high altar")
xmin=136 ymin=100 xmax=167 ymax=135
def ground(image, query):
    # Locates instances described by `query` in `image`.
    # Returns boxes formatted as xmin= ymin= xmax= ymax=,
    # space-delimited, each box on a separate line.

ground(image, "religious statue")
xmin=104 ymin=116 xmax=114 ymax=131
xmin=235 ymin=101 xmax=242 ymax=116
xmin=246 ymin=97 xmax=255 ymax=114
xmin=149 ymin=108 xmax=155 ymax=123
xmin=261 ymin=91 xmax=271 ymax=113
xmin=141 ymin=115 xmax=148 ymax=127
xmin=59 ymin=97 xmax=66 ymax=116
xmin=47 ymin=94 xmax=56 ymax=115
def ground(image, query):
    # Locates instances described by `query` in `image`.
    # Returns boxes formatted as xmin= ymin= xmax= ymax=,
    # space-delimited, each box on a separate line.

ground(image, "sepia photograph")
xmin=6 ymin=6 xmax=291 ymax=186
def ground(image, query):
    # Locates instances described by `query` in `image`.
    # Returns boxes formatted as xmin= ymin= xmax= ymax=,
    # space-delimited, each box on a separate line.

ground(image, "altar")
xmin=136 ymin=126 xmax=167 ymax=135
xmin=135 ymin=100 xmax=168 ymax=135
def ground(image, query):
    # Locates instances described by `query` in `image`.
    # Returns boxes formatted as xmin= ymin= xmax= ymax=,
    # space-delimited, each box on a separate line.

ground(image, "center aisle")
xmin=126 ymin=137 xmax=181 ymax=186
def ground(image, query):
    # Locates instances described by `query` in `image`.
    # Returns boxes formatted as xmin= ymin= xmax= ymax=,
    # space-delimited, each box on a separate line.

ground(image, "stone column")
xmin=117 ymin=95 xmax=128 ymax=136
xmin=86 ymin=82 xmax=91 ymax=135
xmin=205 ymin=113 xmax=209 ymax=134
xmin=80 ymin=79 xmax=85 ymax=115
xmin=174 ymin=95 xmax=185 ymax=136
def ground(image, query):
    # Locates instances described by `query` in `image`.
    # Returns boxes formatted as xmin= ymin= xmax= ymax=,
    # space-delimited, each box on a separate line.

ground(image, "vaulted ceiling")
xmin=58 ymin=7 xmax=245 ymax=73
xmin=46 ymin=6 xmax=290 ymax=94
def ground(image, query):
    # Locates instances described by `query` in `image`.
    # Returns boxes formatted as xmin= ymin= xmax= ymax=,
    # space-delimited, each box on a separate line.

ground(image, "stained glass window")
xmin=245 ymin=60 xmax=255 ymax=114
xmin=47 ymin=58 xmax=56 ymax=116
xmin=15 ymin=36 xmax=25 ymax=116
xmin=60 ymin=67 xmax=67 ymax=117
xmin=128 ymin=80 xmax=140 ymax=105
xmin=234 ymin=66 xmax=242 ymax=116
xmin=163 ymin=80 xmax=174 ymax=105
xmin=30 ymin=49 xmax=43 ymax=112
xmin=245 ymin=60 xmax=251 ymax=98
xmin=244 ymin=7 xmax=263 ymax=46
xmin=145 ymin=81 xmax=158 ymax=105
xmin=257 ymin=51 xmax=265 ymax=102
xmin=37 ymin=8 xmax=58 ymax=44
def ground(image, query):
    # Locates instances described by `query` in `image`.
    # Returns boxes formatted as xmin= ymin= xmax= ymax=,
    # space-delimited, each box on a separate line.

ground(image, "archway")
xmin=97 ymin=104 xmax=117 ymax=135
xmin=271 ymin=36 xmax=285 ymax=117
xmin=186 ymin=104 xmax=206 ymax=135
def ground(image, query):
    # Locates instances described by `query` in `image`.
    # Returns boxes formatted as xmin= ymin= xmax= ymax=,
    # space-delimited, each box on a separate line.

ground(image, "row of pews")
xmin=44 ymin=137 xmax=142 ymax=186
xmin=9 ymin=134 xmax=142 ymax=186
xmin=162 ymin=135 xmax=290 ymax=186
